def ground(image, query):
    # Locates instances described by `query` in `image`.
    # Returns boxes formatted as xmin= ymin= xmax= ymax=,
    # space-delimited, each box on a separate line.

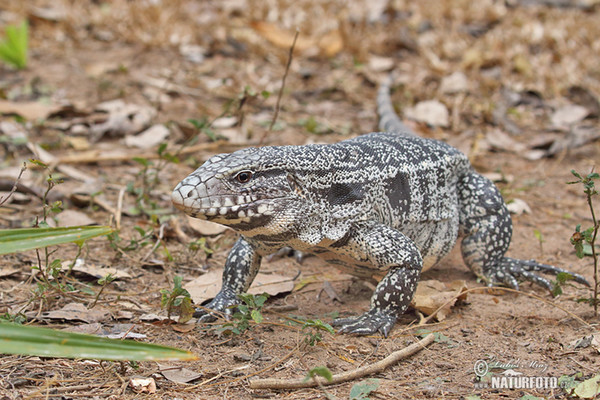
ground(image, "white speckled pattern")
xmin=171 ymin=79 xmax=589 ymax=336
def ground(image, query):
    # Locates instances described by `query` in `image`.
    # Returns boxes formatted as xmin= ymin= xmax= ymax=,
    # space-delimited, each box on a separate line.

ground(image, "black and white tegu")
xmin=171 ymin=78 xmax=589 ymax=336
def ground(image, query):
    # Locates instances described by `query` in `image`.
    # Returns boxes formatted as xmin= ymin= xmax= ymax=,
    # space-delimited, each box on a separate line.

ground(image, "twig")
xmin=185 ymin=343 xmax=301 ymax=390
xmin=115 ymin=186 xmax=126 ymax=231
xmin=263 ymin=29 xmax=299 ymax=142
xmin=55 ymin=141 xmax=248 ymax=165
xmin=0 ymin=162 xmax=26 ymax=206
xmin=248 ymin=333 xmax=435 ymax=389
xmin=422 ymin=286 xmax=590 ymax=327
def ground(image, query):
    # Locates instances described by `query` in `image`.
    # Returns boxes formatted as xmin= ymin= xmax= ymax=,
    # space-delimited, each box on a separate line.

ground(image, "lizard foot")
xmin=486 ymin=257 xmax=590 ymax=293
xmin=193 ymin=289 xmax=238 ymax=322
xmin=332 ymin=309 xmax=397 ymax=336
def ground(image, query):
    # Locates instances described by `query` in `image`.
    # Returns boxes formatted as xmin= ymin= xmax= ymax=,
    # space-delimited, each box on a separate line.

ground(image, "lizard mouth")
xmin=171 ymin=182 xmax=272 ymax=221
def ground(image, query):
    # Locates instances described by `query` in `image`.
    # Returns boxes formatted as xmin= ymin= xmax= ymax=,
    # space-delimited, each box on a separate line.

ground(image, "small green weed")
xmin=567 ymin=169 xmax=599 ymax=315
xmin=300 ymin=318 xmax=335 ymax=346
xmin=160 ymin=275 xmax=194 ymax=323
xmin=0 ymin=20 xmax=28 ymax=69
xmin=131 ymin=142 xmax=179 ymax=215
xmin=217 ymin=293 xmax=268 ymax=335
xmin=350 ymin=379 xmax=380 ymax=400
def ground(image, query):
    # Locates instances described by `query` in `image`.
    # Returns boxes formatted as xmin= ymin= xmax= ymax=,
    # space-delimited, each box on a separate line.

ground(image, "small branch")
xmin=248 ymin=333 xmax=435 ymax=390
xmin=263 ymin=29 xmax=299 ymax=142
xmin=422 ymin=286 xmax=590 ymax=327
xmin=0 ymin=162 xmax=26 ymax=206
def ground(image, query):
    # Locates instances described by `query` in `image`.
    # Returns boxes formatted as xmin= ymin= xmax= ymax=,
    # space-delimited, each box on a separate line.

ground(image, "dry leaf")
xmin=485 ymin=129 xmax=526 ymax=153
xmin=55 ymin=209 xmax=97 ymax=227
xmin=158 ymin=364 xmax=202 ymax=384
xmin=368 ymin=55 xmax=395 ymax=72
xmin=550 ymin=104 xmax=588 ymax=128
xmin=250 ymin=21 xmax=313 ymax=52
xmin=0 ymin=100 xmax=61 ymax=120
xmin=124 ymin=124 xmax=170 ymax=149
xmin=0 ymin=267 xmax=22 ymax=279
xmin=506 ymin=198 xmax=532 ymax=214
xmin=405 ymin=100 xmax=449 ymax=127
xmin=41 ymin=302 xmax=109 ymax=323
xmin=71 ymin=259 xmax=131 ymax=280
xmin=411 ymin=279 xmax=468 ymax=321
xmin=129 ymin=377 xmax=156 ymax=394
xmin=440 ymin=71 xmax=469 ymax=94
xmin=185 ymin=269 xmax=295 ymax=305
xmin=92 ymin=100 xmax=156 ymax=139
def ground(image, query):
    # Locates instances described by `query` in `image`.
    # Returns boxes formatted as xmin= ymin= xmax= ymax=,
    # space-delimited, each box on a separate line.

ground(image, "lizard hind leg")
xmin=459 ymin=172 xmax=590 ymax=292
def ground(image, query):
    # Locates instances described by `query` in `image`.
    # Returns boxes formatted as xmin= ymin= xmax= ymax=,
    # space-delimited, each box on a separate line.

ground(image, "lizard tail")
xmin=377 ymin=75 xmax=417 ymax=137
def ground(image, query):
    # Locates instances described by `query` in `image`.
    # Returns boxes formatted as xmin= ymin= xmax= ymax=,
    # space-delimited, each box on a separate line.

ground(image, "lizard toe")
xmin=332 ymin=309 xmax=396 ymax=337
xmin=485 ymin=257 xmax=590 ymax=293
xmin=193 ymin=290 xmax=238 ymax=322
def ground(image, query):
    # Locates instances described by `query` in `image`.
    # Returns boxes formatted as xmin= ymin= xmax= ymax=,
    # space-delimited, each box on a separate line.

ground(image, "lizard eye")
xmin=235 ymin=170 xmax=253 ymax=183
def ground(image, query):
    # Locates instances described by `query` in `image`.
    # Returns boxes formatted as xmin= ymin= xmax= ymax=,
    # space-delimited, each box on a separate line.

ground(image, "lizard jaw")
xmin=171 ymin=180 xmax=274 ymax=222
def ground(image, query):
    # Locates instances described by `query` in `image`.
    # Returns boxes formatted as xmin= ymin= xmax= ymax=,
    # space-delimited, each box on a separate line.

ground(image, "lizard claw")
xmin=193 ymin=290 xmax=238 ymax=322
xmin=486 ymin=257 xmax=590 ymax=293
xmin=332 ymin=309 xmax=397 ymax=337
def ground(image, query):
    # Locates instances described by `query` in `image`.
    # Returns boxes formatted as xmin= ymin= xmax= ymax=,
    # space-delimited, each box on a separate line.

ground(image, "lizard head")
xmin=171 ymin=146 xmax=307 ymax=235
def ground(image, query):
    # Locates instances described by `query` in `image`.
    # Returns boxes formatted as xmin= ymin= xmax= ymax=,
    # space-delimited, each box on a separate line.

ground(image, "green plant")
xmin=0 ymin=20 xmax=28 ymax=69
xmin=350 ymin=379 xmax=380 ymax=400
xmin=300 ymin=318 xmax=335 ymax=346
xmin=131 ymin=142 xmax=179 ymax=214
xmin=567 ymin=169 xmax=599 ymax=315
xmin=533 ymin=229 xmax=544 ymax=255
xmin=217 ymin=293 xmax=268 ymax=335
xmin=0 ymin=322 xmax=196 ymax=361
xmin=189 ymin=117 xmax=220 ymax=141
xmin=160 ymin=275 xmax=194 ymax=323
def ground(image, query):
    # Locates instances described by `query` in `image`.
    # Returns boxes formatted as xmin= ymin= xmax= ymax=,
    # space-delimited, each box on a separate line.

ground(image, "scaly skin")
xmin=172 ymin=79 xmax=589 ymax=336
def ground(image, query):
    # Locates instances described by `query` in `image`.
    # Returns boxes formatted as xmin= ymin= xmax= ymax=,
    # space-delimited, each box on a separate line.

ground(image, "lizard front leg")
xmin=194 ymin=236 xmax=262 ymax=321
xmin=331 ymin=223 xmax=423 ymax=336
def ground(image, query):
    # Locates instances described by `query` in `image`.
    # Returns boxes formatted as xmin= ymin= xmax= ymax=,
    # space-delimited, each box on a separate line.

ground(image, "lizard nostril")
xmin=187 ymin=191 xmax=194 ymax=198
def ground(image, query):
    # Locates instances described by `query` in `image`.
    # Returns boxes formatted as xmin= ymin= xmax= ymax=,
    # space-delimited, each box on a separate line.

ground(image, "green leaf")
xmin=0 ymin=322 xmax=196 ymax=361
xmin=0 ymin=226 xmax=114 ymax=255
xmin=304 ymin=366 xmax=332 ymax=382
xmin=573 ymin=374 xmax=600 ymax=399
xmin=350 ymin=379 xmax=380 ymax=400
xmin=0 ymin=21 xmax=28 ymax=69
xmin=250 ymin=309 xmax=263 ymax=324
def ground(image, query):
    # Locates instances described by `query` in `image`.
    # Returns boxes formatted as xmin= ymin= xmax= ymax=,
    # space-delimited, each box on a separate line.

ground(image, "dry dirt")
xmin=0 ymin=1 xmax=599 ymax=399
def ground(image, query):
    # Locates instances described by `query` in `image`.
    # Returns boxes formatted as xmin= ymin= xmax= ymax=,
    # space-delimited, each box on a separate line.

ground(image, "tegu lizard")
xmin=171 ymin=77 xmax=589 ymax=336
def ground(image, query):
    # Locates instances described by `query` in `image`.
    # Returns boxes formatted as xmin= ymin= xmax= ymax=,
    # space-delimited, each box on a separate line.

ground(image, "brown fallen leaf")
xmin=250 ymin=21 xmax=313 ymax=52
xmin=185 ymin=269 xmax=295 ymax=305
xmin=158 ymin=363 xmax=202 ymax=384
xmin=411 ymin=279 xmax=468 ymax=321
xmin=124 ymin=124 xmax=170 ymax=149
xmin=70 ymin=259 xmax=131 ymax=280
xmin=250 ymin=21 xmax=343 ymax=56
xmin=129 ymin=377 xmax=156 ymax=394
xmin=55 ymin=209 xmax=97 ymax=227
xmin=40 ymin=302 xmax=110 ymax=323
xmin=485 ymin=128 xmax=526 ymax=153
xmin=0 ymin=100 xmax=61 ymax=120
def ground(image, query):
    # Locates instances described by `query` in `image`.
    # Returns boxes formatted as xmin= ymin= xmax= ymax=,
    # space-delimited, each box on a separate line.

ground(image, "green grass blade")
xmin=0 ymin=322 xmax=197 ymax=361
xmin=0 ymin=20 xmax=28 ymax=69
xmin=0 ymin=226 xmax=114 ymax=255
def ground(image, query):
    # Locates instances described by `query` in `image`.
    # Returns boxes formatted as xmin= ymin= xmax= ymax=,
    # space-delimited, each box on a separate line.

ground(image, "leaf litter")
xmin=0 ymin=0 xmax=598 ymax=399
